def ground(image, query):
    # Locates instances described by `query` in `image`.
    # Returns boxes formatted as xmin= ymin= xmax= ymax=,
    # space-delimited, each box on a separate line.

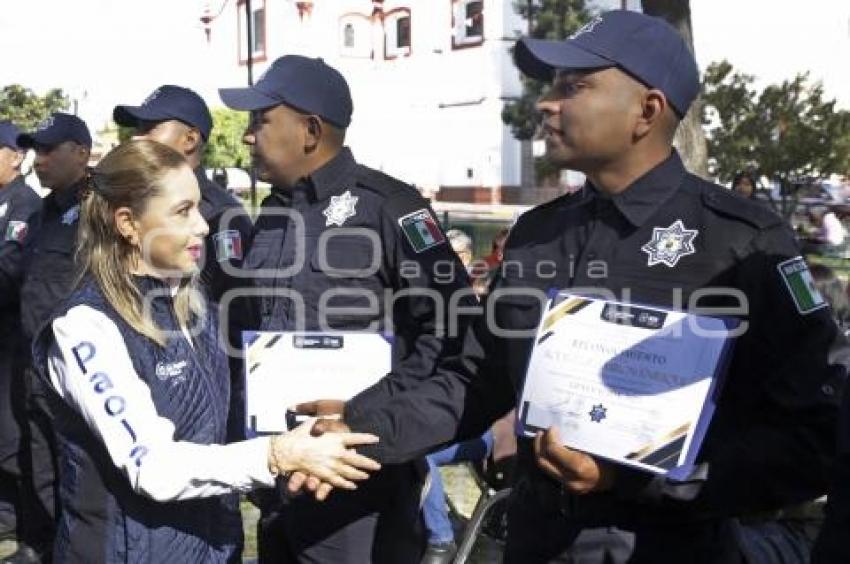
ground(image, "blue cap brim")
xmin=218 ymin=87 xmax=280 ymax=111
xmin=514 ymin=37 xmax=614 ymax=82
xmin=113 ymin=105 xmax=170 ymax=127
xmin=16 ymin=131 xmax=59 ymax=149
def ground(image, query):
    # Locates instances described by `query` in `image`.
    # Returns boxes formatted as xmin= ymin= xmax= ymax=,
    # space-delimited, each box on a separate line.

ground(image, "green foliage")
xmin=502 ymin=0 xmax=593 ymax=142
xmin=117 ymin=125 xmax=135 ymax=144
xmin=0 ymin=85 xmax=69 ymax=130
xmin=203 ymin=108 xmax=250 ymax=169
xmin=702 ymin=60 xmax=850 ymax=184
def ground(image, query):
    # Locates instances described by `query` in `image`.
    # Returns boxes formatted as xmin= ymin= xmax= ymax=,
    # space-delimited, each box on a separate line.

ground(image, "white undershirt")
xmin=48 ymin=305 xmax=276 ymax=503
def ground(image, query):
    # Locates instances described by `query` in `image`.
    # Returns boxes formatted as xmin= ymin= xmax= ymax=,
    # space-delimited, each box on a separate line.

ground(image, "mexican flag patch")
xmin=398 ymin=208 xmax=446 ymax=253
xmin=5 ymin=221 xmax=28 ymax=243
xmin=213 ymin=230 xmax=243 ymax=262
xmin=778 ymin=256 xmax=826 ymax=314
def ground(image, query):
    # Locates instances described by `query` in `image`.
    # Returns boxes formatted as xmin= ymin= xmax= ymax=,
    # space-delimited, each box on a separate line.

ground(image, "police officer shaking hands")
xmin=294 ymin=10 xmax=848 ymax=564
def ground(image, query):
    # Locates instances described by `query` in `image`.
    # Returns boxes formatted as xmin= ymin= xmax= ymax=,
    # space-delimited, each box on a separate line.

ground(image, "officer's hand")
xmin=285 ymin=420 xmax=355 ymax=500
xmin=534 ymin=427 xmax=616 ymax=494
xmin=312 ymin=419 xmax=351 ymax=436
xmin=293 ymin=399 xmax=346 ymax=417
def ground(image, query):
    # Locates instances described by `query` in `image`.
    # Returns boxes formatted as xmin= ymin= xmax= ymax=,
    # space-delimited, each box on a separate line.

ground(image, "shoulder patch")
xmin=701 ymin=185 xmax=783 ymax=230
xmin=398 ymin=209 xmax=446 ymax=253
xmin=5 ymin=220 xmax=28 ymax=243
xmin=213 ymin=230 xmax=243 ymax=261
xmin=777 ymin=256 xmax=827 ymax=314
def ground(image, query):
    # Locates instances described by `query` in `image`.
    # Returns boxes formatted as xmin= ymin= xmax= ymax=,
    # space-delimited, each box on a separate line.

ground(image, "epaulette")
xmin=354 ymin=165 xmax=429 ymax=219
xmin=699 ymin=180 xmax=784 ymax=231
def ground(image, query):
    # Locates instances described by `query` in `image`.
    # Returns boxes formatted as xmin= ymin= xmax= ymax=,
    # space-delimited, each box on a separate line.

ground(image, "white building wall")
xmin=202 ymin=0 xmax=526 ymax=195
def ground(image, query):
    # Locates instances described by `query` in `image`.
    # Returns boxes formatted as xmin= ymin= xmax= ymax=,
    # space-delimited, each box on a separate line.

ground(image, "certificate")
xmin=243 ymin=332 xmax=392 ymax=435
xmin=517 ymin=292 xmax=737 ymax=478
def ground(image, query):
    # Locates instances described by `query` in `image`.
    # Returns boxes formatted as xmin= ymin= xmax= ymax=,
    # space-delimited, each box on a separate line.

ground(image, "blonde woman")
xmin=31 ymin=140 xmax=380 ymax=563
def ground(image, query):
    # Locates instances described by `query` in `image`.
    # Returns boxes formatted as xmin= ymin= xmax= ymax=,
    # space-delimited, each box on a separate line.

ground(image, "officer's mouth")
xmin=542 ymin=123 xmax=564 ymax=139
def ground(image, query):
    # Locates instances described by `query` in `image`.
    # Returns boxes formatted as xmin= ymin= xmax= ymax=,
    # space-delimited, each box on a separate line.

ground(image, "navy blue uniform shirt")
xmin=20 ymin=176 xmax=86 ymax=342
xmin=243 ymin=147 xmax=474 ymax=414
xmin=194 ymin=167 xmax=253 ymax=305
xmin=0 ymin=174 xmax=41 ymax=317
xmin=348 ymin=150 xmax=848 ymax=523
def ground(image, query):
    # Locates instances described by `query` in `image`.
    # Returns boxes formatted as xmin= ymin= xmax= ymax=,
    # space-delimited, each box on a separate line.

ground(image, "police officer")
xmin=219 ymin=55 xmax=474 ymax=563
xmin=8 ymin=113 xmax=93 ymax=564
xmin=112 ymin=85 xmax=253 ymax=304
xmin=327 ymin=10 xmax=848 ymax=563
xmin=0 ymin=122 xmax=41 ymax=548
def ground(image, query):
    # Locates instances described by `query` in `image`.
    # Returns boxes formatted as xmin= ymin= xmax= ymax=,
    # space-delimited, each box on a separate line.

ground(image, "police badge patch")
xmin=778 ymin=256 xmax=827 ymax=314
xmin=322 ymin=190 xmax=358 ymax=227
xmin=61 ymin=204 xmax=80 ymax=225
xmin=399 ymin=208 xmax=446 ymax=253
xmin=641 ymin=220 xmax=698 ymax=267
xmin=5 ymin=221 xmax=28 ymax=243
xmin=213 ymin=230 xmax=243 ymax=262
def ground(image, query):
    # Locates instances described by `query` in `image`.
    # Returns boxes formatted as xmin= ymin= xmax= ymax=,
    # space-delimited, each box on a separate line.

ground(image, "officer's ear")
xmin=303 ymin=115 xmax=322 ymax=153
xmin=634 ymin=88 xmax=671 ymax=141
xmin=114 ymin=207 xmax=140 ymax=248
xmin=183 ymin=127 xmax=203 ymax=156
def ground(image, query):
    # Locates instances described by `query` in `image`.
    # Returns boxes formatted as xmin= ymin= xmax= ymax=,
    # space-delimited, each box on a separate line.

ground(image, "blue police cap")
xmin=219 ymin=55 xmax=353 ymax=129
xmin=113 ymin=85 xmax=213 ymax=140
xmin=514 ymin=10 xmax=700 ymax=117
xmin=17 ymin=112 xmax=92 ymax=149
xmin=0 ymin=121 xmax=22 ymax=150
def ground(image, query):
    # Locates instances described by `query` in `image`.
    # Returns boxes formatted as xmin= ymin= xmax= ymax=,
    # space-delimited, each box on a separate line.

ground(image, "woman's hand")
xmin=268 ymin=419 xmax=381 ymax=494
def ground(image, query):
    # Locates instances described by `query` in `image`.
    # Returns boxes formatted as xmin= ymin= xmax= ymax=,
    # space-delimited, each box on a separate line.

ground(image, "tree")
xmin=0 ymin=85 xmax=69 ymax=130
xmin=501 ymin=0 xmax=592 ymax=183
xmin=502 ymin=0 xmax=592 ymax=141
xmin=702 ymin=60 xmax=850 ymax=215
xmin=202 ymin=108 xmax=250 ymax=169
xmin=641 ymin=0 xmax=709 ymax=177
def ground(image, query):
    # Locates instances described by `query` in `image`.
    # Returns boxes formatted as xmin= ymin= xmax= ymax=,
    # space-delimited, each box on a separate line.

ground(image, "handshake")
xmin=267 ymin=400 xmax=373 ymax=502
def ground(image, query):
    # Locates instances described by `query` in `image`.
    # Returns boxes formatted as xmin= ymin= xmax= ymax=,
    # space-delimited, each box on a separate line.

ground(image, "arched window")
xmin=384 ymin=8 xmax=412 ymax=59
xmin=452 ymin=0 xmax=484 ymax=49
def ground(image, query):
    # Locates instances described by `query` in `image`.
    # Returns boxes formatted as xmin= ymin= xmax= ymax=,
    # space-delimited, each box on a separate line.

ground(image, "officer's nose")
xmin=242 ymin=129 xmax=255 ymax=146
xmin=536 ymin=98 xmax=559 ymax=117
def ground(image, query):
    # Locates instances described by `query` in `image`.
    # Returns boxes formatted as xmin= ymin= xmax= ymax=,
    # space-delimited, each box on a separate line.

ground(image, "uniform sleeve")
xmin=344 ymin=195 xmax=477 ymax=420
xmin=0 ymin=192 xmax=41 ymax=309
xmin=202 ymin=203 xmax=254 ymax=304
xmin=617 ymin=223 xmax=848 ymax=516
xmin=49 ymin=305 xmax=276 ymax=503
xmin=346 ymin=272 xmax=516 ymax=464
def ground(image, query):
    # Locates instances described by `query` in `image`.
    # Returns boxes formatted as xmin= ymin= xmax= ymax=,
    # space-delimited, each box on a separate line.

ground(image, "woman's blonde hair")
xmin=77 ymin=139 xmax=205 ymax=346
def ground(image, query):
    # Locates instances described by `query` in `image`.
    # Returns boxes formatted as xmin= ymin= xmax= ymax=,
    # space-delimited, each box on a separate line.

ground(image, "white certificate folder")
xmin=517 ymin=292 xmax=737 ymax=479
xmin=243 ymin=332 xmax=392 ymax=435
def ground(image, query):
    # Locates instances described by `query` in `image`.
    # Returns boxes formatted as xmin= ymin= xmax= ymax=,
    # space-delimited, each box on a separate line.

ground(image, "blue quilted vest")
xmin=32 ymin=276 xmax=243 ymax=564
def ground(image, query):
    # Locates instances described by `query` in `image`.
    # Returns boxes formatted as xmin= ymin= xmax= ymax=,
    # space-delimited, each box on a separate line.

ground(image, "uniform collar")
xmin=305 ymin=147 xmax=358 ymax=202
xmin=48 ymin=173 xmax=87 ymax=212
xmin=589 ymin=150 xmax=687 ymax=227
xmin=0 ymin=175 xmax=26 ymax=195
xmin=193 ymin=166 xmax=210 ymax=193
